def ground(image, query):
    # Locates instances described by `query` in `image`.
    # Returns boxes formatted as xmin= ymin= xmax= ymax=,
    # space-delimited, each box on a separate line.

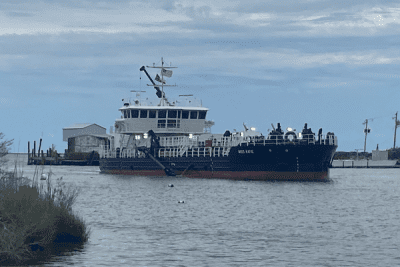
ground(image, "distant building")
xmin=63 ymin=123 xmax=110 ymax=153
xmin=372 ymin=147 xmax=388 ymax=161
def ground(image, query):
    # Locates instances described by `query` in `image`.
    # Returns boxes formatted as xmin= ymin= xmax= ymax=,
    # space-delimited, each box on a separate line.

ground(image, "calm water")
xmin=4 ymin=154 xmax=400 ymax=266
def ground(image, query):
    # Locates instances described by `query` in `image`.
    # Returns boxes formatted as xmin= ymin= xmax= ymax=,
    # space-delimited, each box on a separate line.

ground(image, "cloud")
xmin=0 ymin=1 xmax=191 ymax=36
xmin=1 ymin=0 xmax=399 ymax=40
xmin=5 ymin=12 xmax=34 ymax=17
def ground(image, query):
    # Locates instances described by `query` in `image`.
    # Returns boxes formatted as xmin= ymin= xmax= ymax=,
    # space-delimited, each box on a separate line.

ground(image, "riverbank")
xmin=0 ymin=165 xmax=90 ymax=265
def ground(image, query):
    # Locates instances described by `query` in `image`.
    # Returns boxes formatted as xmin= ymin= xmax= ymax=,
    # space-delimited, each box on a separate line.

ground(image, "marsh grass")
xmin=0 ymin=159 xmax=90 ymax=265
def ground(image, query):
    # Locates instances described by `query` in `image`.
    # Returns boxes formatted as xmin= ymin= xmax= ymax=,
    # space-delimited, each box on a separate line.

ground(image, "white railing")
xmin=159 ymin=136 xmax=199 ymax=147
xmin=158 ymin=134 xmax=337 ymax=148
xmin=159 ymin=135 xmax=246 ymax=148
xmin=99 ymin=134 xmax=338 ymax=159
xmin=157 ymin=147 xmax=228 ymax=158
xmin=99 ymin=145 xmax=147 ymax=159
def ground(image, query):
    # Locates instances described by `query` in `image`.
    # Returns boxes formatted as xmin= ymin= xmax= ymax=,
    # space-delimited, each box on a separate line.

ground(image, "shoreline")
xmin=331 ymin=159 xmax=400 ymax=168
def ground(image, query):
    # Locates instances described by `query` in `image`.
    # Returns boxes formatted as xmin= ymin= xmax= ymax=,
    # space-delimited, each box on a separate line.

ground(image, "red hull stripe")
xmin=101 ymin=169 xmax=329 ymax=181
xmin=102 ymin=169 xmax=167 ymax=176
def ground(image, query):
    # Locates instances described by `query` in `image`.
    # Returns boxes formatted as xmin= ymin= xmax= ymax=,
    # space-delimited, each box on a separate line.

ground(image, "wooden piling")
xmin=28 ymin=141 xmax=30 ymax=164
xmin=33 ymin=141 xmax=36 ymax=157
xmin=38 ymin=139 xmax=42 ymax=159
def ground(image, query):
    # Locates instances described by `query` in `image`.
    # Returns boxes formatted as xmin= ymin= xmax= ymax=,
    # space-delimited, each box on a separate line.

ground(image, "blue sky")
xmin=1 ymin=0 xmax=400 ymax=153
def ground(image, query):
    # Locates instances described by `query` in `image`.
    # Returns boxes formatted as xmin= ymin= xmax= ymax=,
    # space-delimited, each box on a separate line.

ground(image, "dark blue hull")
xmin=99 ymin=144 xmax=337 ymax=181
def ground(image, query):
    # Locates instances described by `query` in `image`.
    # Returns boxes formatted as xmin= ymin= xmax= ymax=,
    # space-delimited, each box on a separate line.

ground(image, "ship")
xmin=99 ymin=58 xmax=338 ymax=181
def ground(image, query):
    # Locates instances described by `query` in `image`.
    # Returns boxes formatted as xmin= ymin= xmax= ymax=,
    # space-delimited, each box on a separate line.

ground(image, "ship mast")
xmin=146 ymin=57 xmax=177 ymax=106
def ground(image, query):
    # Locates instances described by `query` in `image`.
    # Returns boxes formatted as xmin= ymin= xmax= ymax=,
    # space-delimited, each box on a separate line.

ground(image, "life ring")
xmin=284 ymin=131 xmax=297 ymax=141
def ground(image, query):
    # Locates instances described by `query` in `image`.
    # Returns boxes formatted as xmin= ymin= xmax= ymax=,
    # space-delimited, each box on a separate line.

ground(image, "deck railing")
xmin=99 ymin=134 xmax=337 ymax=159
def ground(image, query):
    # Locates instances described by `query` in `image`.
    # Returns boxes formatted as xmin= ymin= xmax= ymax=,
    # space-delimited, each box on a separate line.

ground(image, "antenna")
xmin=145 ymin=57 xmax=177 ymax=106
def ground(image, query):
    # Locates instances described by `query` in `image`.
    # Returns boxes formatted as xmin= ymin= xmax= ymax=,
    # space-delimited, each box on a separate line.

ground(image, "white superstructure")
xmin=113 ymin=58 xmax=209 ymax=137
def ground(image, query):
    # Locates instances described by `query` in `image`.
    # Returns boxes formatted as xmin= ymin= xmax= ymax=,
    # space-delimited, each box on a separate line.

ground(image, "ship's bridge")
xmin=115 ymin=104 xmax=209 ymax=135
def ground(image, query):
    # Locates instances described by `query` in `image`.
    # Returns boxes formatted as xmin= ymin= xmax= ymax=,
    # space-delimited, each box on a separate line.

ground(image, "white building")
xmin=372 ymin=148 xmax=388 ymax=161
xmin=63 ymin=123 xmax=110 ymax=153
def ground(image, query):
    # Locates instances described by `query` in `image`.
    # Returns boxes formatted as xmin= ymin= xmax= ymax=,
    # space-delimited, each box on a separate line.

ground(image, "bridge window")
xmin=167 ymin=120 xmax=175 ymax=128
xmin=177 ymin=110 xmax=181 ymax=119
xmin=140 ymin=110 xmax=147 ymax=118
xmin=182 ymin=110 xmax=189 ymax=119
xmin=158 ymin=110 xmax=166 ymax=118
xmin=131 ymin=109 xmax=139 ymax=118
xmin=167 ymin=120 xmax=181 ymax=128
xmin=158 ymin=120 xmax=166 ymax=128
xmin=149 ymin=110 xmax=156 ymax=118
xmin=168 ymin=110 xmax=177 ymax=118
xmin=124 ymin=110 xmax=128 ymax=118
xmin=190 ymin=111 xmax=198 ymax=119
xmin=199 ymin=111 xmax=207 ymax=119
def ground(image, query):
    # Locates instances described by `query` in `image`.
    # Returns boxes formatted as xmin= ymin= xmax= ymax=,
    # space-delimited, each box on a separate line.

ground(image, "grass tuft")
xmin=0 ymin=162 xmax=90 ymax=265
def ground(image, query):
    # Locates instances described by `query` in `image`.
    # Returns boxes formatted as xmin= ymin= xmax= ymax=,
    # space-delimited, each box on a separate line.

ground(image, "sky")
xmin=1 ymin=0 xmax=400 ymax=153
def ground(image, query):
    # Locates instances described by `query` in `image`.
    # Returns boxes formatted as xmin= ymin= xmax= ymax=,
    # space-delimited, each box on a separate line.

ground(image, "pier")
xmin=27 ymin=140 xmax=99 ymax=166
xmin=331 ymin=159 xmax=400 ymax=168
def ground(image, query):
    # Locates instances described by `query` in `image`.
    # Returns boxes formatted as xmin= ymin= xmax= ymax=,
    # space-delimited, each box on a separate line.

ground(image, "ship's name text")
xmin=238 ymin=150 xmax=254 ymax=154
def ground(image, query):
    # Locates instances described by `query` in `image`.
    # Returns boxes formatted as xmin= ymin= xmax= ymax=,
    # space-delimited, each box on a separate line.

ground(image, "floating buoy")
xmin=178 ymin=200 xmax=184 ymax=203
xmin=168 ymin=184 xmax=174 ymax=187
xmin=40 ymin=174 xmax=47 ymax=180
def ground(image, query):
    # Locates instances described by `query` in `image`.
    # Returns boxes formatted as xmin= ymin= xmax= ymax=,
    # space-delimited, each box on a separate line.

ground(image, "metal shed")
xmin=63 ymin=123 xmax=106 ymax=141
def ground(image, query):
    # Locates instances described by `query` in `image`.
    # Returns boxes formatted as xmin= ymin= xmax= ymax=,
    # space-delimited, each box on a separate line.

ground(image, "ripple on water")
xmin=3 ymin=156 xmax=399 ymax=267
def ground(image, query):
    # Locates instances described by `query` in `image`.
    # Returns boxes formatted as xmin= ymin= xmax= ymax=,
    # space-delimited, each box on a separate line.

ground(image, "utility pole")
xmin=394 ymin=112 xmax=399 ymax=149
xmin=363 ymin=119 xmax=371 ymax=153
xmin=354 ymin=149 xmax=363 ymax=161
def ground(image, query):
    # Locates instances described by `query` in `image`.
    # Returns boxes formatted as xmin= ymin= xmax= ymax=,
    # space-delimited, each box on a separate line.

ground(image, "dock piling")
xmin=28 ymin=141 xmax=30 ymax=164
xmin=38 ymin=139 xmax=42 ymax=159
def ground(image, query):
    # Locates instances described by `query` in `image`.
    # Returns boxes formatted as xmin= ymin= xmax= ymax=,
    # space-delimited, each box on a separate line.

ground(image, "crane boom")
xmin=139 ymin=66 xmax=164 ymax=98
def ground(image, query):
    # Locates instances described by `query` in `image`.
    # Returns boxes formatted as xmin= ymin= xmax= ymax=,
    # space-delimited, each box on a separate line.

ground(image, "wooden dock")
xmin=27 ymin=140 xmax=99 ymax=166
xmin=331 ymin=159 xmax=400 ymax=168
